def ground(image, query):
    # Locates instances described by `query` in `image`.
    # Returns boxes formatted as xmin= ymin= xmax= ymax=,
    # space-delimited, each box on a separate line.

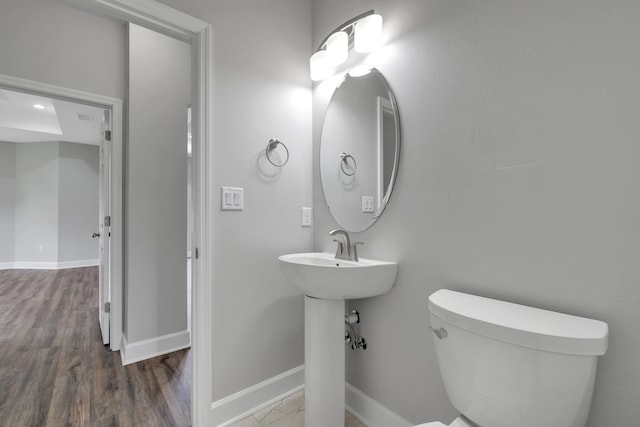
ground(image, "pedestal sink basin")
xmin=278 ymin=252 xmax=398 ymax=300
xmin=278 ymin=252 xmax=398 ymax=427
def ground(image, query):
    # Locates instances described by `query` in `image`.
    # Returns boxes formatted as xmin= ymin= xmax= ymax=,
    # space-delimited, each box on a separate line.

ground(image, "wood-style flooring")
xmin=0 ymin=267 xmax=191 ymax=426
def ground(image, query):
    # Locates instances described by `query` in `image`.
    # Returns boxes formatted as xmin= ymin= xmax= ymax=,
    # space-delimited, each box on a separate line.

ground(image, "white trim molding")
xmin=120 ymin=330 xmax=191 ymax=365
xmin=206 ymin=374 xmax=413 ymax=427
xmin=56 ymin=1 xmax=213 ymax=424
xmin=1 ymin=259 xmax=100 ymax=270
xmin=211 ymin=366 xmax=304 ymax=427
xmin=346 ymin=383 xmax=413 ymax=427
xmin=57 ymin=259 xmax=100 ymax=269
xmin=3 ymin=262 xmax=56 ymax=270
xmin=59 ymin=0 xmax=204 ymax=42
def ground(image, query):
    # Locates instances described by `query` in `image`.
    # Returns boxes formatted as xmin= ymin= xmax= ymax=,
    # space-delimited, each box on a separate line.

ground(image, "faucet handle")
xmin=351 ymin=242 xmax=364 ymax=261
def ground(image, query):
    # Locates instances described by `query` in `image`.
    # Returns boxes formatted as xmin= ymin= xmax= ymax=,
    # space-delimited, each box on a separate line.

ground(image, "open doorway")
xmin=0 ymin=80 xmax=121 ymax=349
xmin=2 ymin=0 xmax=212 ymax=421
xmin=0 ymin=74 xmax=124 ymax=350
xmin=53 ymin=1 xmax=213 ymax=424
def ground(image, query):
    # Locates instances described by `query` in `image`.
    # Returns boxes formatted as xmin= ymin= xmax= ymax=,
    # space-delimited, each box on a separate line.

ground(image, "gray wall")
xmin=14 ymin=142 xmax=59 ymax=263
xmin=312 ymin=1 xmax=640 ymax=426
xmin=0 ymin=142 xmax=16 ymax=263
xmin=0 ymin=0 xmax=126 ymax=100
xmin=157 ymin=0 xmax=313 ymax=401
xmin=6 ymin=142 xmax=99 ymax=265
xmin=58 ymin=142 xmax=100 ymax=262
xmin=126 ymin=24 xmax=189 ymax=343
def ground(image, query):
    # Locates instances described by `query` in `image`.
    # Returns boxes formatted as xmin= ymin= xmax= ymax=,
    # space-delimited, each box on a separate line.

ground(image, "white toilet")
xmin=416 ymin=289 xmax=609 ymax=427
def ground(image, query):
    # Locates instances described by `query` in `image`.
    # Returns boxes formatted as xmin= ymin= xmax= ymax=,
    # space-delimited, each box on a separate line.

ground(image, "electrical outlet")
xmin=301 ymin=207 xmax=312 ymax=227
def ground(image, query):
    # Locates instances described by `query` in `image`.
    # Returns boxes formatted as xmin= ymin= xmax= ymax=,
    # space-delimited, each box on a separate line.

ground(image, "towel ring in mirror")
xmin=340 ymin=153 xmax=357 ymax=176
xmin=266 ymin=138 xmax=289 ymax=167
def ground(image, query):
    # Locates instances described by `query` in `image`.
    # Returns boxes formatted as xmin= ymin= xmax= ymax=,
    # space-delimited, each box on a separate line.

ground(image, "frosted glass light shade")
xmin=325 ymin=31 xmax=348 ymax=66
xmin=354 ymin=14 xmax=383 ymax=53
xmin=310 ymin=50 xmax=333 ymax=81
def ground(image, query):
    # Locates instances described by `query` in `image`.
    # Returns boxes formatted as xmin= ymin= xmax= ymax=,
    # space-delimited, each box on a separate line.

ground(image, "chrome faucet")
xmin=329 ymin=229 xmax=363 ymax=261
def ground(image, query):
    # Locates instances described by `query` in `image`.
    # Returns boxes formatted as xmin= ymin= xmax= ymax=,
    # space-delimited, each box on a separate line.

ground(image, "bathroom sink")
xmin=278 ymin=252 xmax=398 ymax=300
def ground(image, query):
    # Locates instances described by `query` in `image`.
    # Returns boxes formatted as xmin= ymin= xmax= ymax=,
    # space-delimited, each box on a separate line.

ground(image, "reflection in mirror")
xmin=320 ymin=68 xmax=400 ymax=232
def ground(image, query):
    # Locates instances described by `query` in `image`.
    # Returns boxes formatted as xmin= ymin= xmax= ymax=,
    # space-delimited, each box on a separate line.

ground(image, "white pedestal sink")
xmin=279 ymin=252 xmax=398 ymax=427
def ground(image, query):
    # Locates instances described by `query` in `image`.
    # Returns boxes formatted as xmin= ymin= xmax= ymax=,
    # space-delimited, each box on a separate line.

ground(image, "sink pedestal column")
xmin=304 ymin=296 xmax=345 ymax=427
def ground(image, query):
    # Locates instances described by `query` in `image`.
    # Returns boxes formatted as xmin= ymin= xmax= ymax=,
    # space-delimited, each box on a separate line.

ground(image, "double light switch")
xmin=221 ymin=187 xmax=244 ymax=210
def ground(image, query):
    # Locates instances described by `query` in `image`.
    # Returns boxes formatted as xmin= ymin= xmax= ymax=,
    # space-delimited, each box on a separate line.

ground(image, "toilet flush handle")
xmin=428 ymin=326 xmax=448 ymax=339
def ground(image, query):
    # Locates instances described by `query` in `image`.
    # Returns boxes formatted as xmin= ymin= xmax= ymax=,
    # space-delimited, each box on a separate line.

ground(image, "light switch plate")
xmin=301 ymin=207 xmax=312 ymax=227
xmin=221 ymin=187 xmax=244 ymax=210
xmin=362 ymin=196 xmax=374 ymax=213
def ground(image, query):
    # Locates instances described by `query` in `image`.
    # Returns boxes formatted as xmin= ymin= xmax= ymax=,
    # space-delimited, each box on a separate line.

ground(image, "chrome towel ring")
xmin=266 ymin=138 xmax=289 ymax=167
xmin=340 ymin=152 xmax=357 ymax=176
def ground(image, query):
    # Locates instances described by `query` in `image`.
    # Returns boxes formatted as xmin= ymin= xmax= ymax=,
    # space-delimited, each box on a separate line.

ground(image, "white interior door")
xmin=97 ymin=109 xmax=112 ymax=346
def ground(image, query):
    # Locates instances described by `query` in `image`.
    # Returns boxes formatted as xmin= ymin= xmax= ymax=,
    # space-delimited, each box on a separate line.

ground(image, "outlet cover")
xmin=301 ymin=207 xmax=312 ymax=227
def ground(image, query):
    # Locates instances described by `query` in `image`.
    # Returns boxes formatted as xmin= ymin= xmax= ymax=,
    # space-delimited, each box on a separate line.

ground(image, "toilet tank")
xmin=428 ymin=290 xmax=608 ymax=427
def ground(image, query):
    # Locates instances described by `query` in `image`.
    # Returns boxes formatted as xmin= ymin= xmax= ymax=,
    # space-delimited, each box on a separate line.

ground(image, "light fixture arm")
xmin=314 ymin=9 xmax=375 ymax=53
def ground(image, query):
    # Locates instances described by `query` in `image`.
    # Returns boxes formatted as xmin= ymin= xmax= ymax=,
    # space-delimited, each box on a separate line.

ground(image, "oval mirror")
xmin=320 ymin=68 xmax=400 ymax=232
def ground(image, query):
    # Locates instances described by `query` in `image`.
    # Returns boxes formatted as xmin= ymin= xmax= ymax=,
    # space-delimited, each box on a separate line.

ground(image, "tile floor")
xmin=228 ymin=391 xmax=367 ymax=427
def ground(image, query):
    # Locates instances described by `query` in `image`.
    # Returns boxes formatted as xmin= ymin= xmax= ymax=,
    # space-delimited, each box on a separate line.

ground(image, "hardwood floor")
xmin=0 ymin=267 xmax=191 ymax=426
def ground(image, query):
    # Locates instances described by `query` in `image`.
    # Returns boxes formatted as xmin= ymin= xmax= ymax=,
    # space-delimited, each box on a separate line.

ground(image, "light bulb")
xmin=310 ymin=50 xmax=334 ymax=81
xmin=325 ymin=31 xmax=348 ymax=66
xmin=354 ymin=14 xmax=383 ymax=53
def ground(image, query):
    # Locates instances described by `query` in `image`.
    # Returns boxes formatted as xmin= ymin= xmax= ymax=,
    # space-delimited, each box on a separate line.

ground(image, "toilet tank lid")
xmin=428 ymin=289 xmax=609 ymax=356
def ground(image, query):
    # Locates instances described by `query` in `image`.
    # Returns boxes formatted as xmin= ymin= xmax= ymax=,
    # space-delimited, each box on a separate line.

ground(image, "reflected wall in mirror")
xmin=320 ymin=68 xmax=400 ymax=232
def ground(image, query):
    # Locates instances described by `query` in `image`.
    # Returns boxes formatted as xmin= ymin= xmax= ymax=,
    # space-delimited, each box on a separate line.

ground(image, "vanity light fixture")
xmin=33 ymin=104 xmax=45 ymax=109
xmin=354 ymin=14 xmax=383 ymax=53
xmin=347 ymin=64 xmax=374 ymax=77
xmin=326 ymin=31 xmax=348 ymax=65
xmin=310 ymin=10 xmax=383 ymax=81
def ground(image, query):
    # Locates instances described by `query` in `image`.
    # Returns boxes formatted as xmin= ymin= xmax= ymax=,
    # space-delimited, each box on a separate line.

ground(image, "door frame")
xmin=57 ymin=1 xmax=215 ymax=426
xmin=0 ymin=73 xmax=124 ymax=352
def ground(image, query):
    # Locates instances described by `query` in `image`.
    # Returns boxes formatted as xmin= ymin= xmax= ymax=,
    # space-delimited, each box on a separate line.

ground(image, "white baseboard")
xmin=10 ymin=261 xmax=58 ymax=270
xmin=120 ymin=330 xmax=191 ymax=365
xmin=0 ymin=262 xmax=15 ymax=270
xmin=57 ymin=259 xmax=100 ymax=269
xmin=1 ymin=259 xmax=99 ymax=270
xmin=207 ymin=371 xmax=412 ymax=427
xmin=346 ymin=382 xmax=413 ymax=427
xmin=211 ymin=365 xmax=304 ymax=427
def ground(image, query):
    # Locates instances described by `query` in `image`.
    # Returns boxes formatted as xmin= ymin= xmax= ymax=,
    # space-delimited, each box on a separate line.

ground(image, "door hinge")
xmin=195 ymin=247 xmax=199 ymax=260
xmin=104 ymin=215 xmax=111 ymax=227
xmin=104 ymin=130 xmax=112 ymax=141
xmin=104 ymin=302 xmax=111 ymax=313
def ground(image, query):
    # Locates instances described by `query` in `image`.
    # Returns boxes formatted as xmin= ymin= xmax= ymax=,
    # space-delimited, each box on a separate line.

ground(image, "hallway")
xmin=0 ymin=267 xmax=191 ymax=426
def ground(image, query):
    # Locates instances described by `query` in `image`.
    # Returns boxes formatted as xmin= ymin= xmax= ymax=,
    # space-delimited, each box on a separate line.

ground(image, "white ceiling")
xmin=0 ymin=88 xmax=105 ymax=145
